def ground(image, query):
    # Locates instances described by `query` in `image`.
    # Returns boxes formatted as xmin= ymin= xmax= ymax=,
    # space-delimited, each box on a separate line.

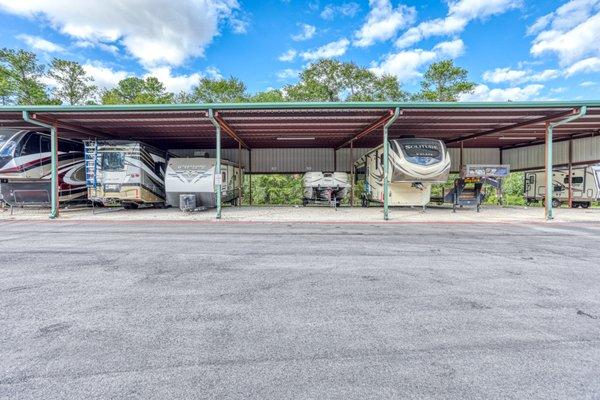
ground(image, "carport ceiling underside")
xmin=1 ymin=102 xmax=599 ymax=149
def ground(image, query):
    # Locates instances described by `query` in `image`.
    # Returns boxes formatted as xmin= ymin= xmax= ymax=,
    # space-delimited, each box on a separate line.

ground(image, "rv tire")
xmin=581 ymin=202 xmax=590 ymax=209
xmin=123 ymin=203 xmax=138 ymax=210
xmin=552 ymin=198 xmax=561 ymax=208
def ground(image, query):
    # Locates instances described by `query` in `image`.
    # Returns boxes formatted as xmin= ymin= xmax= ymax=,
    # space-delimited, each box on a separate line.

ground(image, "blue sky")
xmin=0 ymin=0 xmax=599 ymax=101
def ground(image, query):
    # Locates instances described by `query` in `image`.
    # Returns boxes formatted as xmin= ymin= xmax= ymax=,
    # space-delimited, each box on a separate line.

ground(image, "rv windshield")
xmin=101 ymin=152 xmax=125 ymax=171
xmin=0 ymin=134 xmax=17 ymax=158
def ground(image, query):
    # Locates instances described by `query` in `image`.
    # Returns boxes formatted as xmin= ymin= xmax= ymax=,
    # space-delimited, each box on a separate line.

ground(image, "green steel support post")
xmin=208 ymin=109 xmax=222 ymax=219
xmin=383 ymin=107 xmax=401 ymax=221
xmin=22 ymin=111 xmax=59 ymax=219
xmin=545 ymin=106 xmax=587 ymax=220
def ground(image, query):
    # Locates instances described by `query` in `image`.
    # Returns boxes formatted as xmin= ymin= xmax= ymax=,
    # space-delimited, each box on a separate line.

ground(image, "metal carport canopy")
xmin=2 ymin=101 xmax=599 ymax=221
xmin=1 ymin=101 xmax=600 ymax=150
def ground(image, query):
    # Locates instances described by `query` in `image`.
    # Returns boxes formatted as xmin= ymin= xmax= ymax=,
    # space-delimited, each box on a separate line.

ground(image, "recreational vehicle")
xmin=302 ymin=172 xmax=350 ymax=206
xmin=355 ymin=138 xmax=451 ymax=207
xmin=524 ymin=165 xmax=600 ymax=208
xmin=0 ymin=129 xmax=86 ymax=206
xmin=85 ymin=140 xmax=168 ymax=208
xmin=164 ymin=157 xmax=242 ymax=208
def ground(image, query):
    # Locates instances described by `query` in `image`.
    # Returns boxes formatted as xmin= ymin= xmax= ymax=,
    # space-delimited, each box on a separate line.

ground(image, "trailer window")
xmin=564 ymin=176 xmax=583 ymax=184
xmin=101 ymin=152 xmax=125 ymax=171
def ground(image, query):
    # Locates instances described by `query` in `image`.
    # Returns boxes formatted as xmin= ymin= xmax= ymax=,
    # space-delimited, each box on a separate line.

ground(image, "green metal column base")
xmin=383 ymin=107 xmax=401 ymax=221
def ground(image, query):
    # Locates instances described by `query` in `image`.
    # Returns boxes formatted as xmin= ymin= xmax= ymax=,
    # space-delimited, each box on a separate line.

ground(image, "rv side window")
xmin=40 ymin=136 xmax=51 ymax=154
xmin=528 ymin=175 xmax=535 ymax=184
xmin=20 ymin=134 xmax=41 ymax=156
xmin=101 ymin=152 xmax=125 ymax=171
xmin=564 ymin=176 xmax=584 ymax=184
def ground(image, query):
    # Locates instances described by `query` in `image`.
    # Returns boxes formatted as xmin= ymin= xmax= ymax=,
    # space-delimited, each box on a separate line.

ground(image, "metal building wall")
xmin=335 ymin=148 xmax=370 ymax=171
xmin=447 ymin=148 xmax=501 ymax=172
xmin=170 ymin=148 xmax=250 ymax=168
xmin=500 ymin=136 xmax=600 ymax=171
xmin=171 ymin=147 xmax=503 ymax=173
xmin=250 ymin=148 xmax=333 ymax=173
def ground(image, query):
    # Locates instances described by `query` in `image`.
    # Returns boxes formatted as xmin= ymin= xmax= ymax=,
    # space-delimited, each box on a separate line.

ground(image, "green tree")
xmin=48 ymin=59 xmax=97 ymax=105
xmin=249 ymin=89 xmax=286 ymax=102
xmin=0 ymin=70 xmax=13 ymax=105
xmin=101 ymin=77 xmax=174 ymax=104
xmin=285 ymin=59 xmax=408 ymax=102
xmin=418 ymin=59 xmax=475 ymax=102
xmin=189 ymin=77 xmax=247 ymax=103
xmin=0 ymin=48 xmax=50 ymax=104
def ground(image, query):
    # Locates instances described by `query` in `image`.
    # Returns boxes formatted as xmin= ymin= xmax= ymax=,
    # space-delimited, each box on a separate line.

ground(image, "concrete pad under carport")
xmin=2 ymin=205 xmax=600 ymax=224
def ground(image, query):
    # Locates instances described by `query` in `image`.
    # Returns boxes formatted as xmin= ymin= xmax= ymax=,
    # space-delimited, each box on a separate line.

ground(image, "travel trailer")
xmin=164 ymin=157 xmax=242 ymax=208
xmin=84 ymin=140 xmax=168 ymax=208
xmin=302 ymin=172 xmax=350 ymax=207
xmin=355 ymin=138 xmax=451 ymax=207
xmin=524 ymin=165 xmax=600 ymax=208
xmin=0 ymin=129 xmax=86 ymax=206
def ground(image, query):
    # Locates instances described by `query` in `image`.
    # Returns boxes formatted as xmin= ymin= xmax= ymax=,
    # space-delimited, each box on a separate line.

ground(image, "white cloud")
xmin=353 ymin=0 xmax=416 ymax=47
xmin=16 ymin=34 xmax=64 ymax=52
xmin=370 ymin=39 xmax=465 ymax=82
xmin=74 ymin=40 xmax=119 ymax=55
xmin=482 ymin=67 xmax=560 ymax=83
xmin=292 ymin=24 xmax=316 ymax=41
xmin=530 ymin=69 xmax=560 ymax=81
xmin=143 ymin=67 xmax=202 ymax=93
xmin=276 ymin=68 xmax=300 ymax=80
xmin=82 ymin=63 xmax=129 ymax=89
xmin=320 ymin=2 xmax=360 ymax=20
xmin=278 ymin=49 xmax=297 ymax=62
xmin=565 ymin=56 xmax=600 ymax=76
xmin=395 ymin=0 xmax=520 ymax=48
xmin=301 ymin=38 xmax=350 ymax=60
xmin=205 ymin=66 xmax=223 ymax=80
xmin=580 ymin=80 xmax=597 ymax=86
xmin=483 ymin=67 xmax=527 ymax=83
xmin=530 ymin=0 xmax=600 ymax=66
xmin=460 ymin=83 xmax=544 ymax=101
xmin=0 ymin=0 xmax=245 ymax=67
xmin=432 ymin=39 xmax=465 ymax=58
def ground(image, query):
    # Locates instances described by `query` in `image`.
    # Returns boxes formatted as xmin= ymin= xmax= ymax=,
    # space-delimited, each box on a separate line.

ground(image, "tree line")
xmin=1 ymin=48 xmax=476 ymax=106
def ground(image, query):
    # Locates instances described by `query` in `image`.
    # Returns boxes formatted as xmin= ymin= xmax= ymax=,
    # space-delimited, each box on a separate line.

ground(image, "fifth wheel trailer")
xmin=524 ymin=165 xmax=600 ymax=208
xmin=355 ymin=138 xmax=451 ymax=208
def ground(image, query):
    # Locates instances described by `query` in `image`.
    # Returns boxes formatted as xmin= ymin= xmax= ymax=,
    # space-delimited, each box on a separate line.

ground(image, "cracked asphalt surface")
xmin=1 ymin=220 xmax=600 ymax=399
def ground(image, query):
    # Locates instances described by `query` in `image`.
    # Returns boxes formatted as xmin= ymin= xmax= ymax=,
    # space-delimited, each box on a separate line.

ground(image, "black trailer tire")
xmin=581 ymin=202 xmax=591 ymax=209
xmin=572 ymin=202 xmax=580 ymax=208
xmin=552 ymin=198 xmax=561 ymax=208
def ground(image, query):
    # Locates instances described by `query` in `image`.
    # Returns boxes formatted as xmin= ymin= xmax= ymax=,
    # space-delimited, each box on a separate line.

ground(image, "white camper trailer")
xmin=84 ymin=140 xmax=168 ymax=208
xmin=355 ymin=138 xmax=451 ymax=207
xmin=165 ymin=157 xmax=242 ymax=209
xmin=524 ymin=165 xmax=600 ymax=208
xmin=302 ymin=172 xmax=350 ymax=207
xmin=0 ymin=130 xmax=86 ymax=206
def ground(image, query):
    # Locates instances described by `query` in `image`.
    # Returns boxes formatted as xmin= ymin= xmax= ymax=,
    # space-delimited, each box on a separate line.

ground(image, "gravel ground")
xmin=0 ymin=221 xmax=600 ymax=399
xmin=2 ymin=204 xmax=600 ymax=223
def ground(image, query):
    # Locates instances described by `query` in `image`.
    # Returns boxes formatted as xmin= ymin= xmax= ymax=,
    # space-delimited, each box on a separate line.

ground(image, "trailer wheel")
xmin=581 ymin=202 xmax=590 ymax=209
xmin=154 ymin=202 xmax=165 ymax=209
xmin=572 ymin=202 xmax=580 ymax=208
xmin=552 ymin=198 xmax=561 ymax=208
xmin=123 ymin=202 xmax=138 ymax=210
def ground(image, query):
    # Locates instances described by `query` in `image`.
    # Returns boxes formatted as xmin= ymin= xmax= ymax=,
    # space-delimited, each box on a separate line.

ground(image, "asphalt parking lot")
xmin=1 ymin=220 xmax=600 ymax=399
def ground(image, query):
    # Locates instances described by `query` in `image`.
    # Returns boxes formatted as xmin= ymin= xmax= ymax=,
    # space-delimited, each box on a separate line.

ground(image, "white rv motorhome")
xmin=355 ymin=138 xmax=451 ymax=207
xmin=302 ymin=172 xmax=350 ymax=206
xmin=0 ymin=129 xmax=87 ymax=206
xmin=164 ymin=157 xmax=242 ymax=208
xmin=524 ymin=165 xmax=600 ymax=208
xmin=84 ymin=140 xmax=168 ymax=208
